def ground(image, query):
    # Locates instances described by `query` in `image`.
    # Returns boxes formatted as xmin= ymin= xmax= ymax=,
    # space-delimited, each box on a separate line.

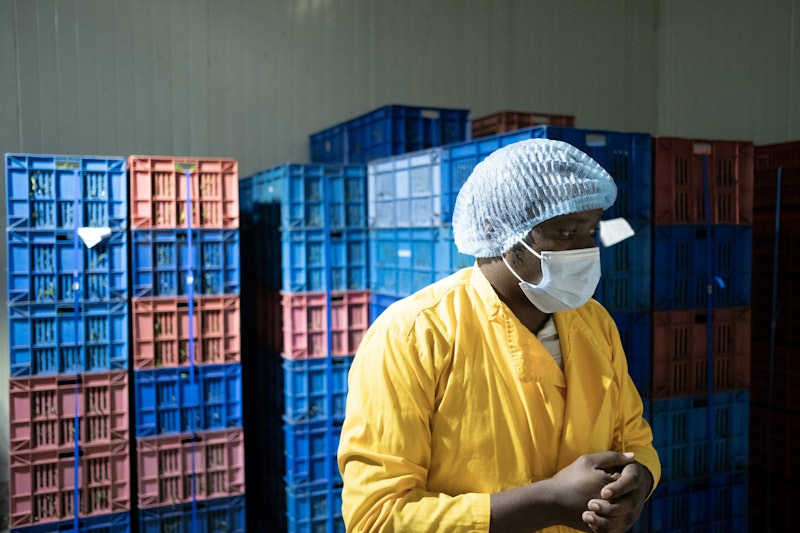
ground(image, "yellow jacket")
xmin=338 ymin=267 xmax=660 ymax=532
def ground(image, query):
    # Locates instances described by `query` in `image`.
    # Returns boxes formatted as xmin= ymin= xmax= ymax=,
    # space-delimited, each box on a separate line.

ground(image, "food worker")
xmin=337 ymin=138 xmax=660 ymax=533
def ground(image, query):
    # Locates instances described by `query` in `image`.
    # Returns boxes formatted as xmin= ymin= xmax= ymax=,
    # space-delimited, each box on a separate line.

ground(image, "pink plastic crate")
xmin=9 ymin=442 xmax=131 ymax=528
xmin=136 ymin=428 xmax=245 ymax=509
xmin=281 ymin=291 xmax=369 ymax=360
xmin=9 ymin=372 xmax=129 ymax=454
xmin=651 ymin=307 xmax=751 ymax=398
xmin=132 ymin=296 xmax=241 ymax=369
xmin=128 ymin=156 xmax=239 ymax=229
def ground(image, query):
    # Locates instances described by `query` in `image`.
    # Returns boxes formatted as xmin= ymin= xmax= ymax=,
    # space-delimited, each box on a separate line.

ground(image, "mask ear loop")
xmin=501 ymin=254 xmax=527 ymax=284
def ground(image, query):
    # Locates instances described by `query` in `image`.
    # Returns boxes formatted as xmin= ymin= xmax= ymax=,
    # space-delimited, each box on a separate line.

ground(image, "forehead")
xmin=534 ymin=209 xmax=604 ymax=230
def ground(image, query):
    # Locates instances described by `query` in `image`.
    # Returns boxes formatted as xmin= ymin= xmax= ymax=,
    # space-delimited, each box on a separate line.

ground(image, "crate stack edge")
xmin=127 ymin=155 xmax=245 ymax=531
xmin=748 ymin=140 xmax=800 ymax=532
xmin=5 ymin=153 xmax=132 ymax=531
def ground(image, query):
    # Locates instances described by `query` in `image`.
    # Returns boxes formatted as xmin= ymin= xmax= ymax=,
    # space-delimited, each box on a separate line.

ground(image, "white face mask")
xmin=502 ymin=241 xmax=601 ymax=313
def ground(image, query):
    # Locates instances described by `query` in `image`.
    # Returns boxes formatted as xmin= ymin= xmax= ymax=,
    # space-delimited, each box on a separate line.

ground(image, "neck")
xmin=478 ymin=260 xmax=551 ymax=335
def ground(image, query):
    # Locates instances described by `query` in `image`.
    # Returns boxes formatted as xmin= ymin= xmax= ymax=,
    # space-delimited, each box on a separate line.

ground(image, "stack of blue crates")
xmin=127 ymin=156 xmax=246 ymax=531
xmin=5 ymin=153 xmax=132 ymax=532
xmin=241 ymin=162 xmax=369 ymax=532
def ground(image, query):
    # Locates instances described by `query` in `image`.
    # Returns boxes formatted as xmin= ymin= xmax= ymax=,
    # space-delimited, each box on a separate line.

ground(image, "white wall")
xmin=0 ymin=0 xmax=798 ymax=527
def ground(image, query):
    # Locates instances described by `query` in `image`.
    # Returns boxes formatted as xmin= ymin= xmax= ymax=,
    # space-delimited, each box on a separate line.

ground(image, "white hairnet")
xmin=452 ymin=138 xmax=617 ymax=257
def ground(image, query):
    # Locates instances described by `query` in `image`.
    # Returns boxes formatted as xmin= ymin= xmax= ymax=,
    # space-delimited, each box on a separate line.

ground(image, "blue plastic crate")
xmin=139 ymin=496 xmax=246 ymax=533
xmin=281 ymin=228 xmax=368 ymax=292
xmin=309 ymin=104 xmax=470 ymax=164
xmin=10 ymin=511 xmax=132 ymax=533
xmin=8 ymin=300 xmax=129 ymax=377
xmin=131 ymin=229 xmax=241 ymax=297
xmin=369 ymin=226 xmax=473 ymax=298
xmin=249 ymin=163 xmax=367 ymax=230
xmin=5 ymin=153 xmax=128 ymax=230
xmin=7 ymin=229 xmax=128 ymax=304
xmin=653 ymin=225 xmax=752 ymax=310
xmin=647 ymin=471 xmax=748 ymax=533
xmin=651 ymin=390 xmax=749 ymax=483
xmin=133 ymin=363 xmax=243 ymax=437
xmin=368 ymin=148 xmax=445 ymax=228
xmin=283 ymin=356 xmax=354 ymax=424
xmin=439 ymin=126 xmax=653 ymax=225
xmin=286 ymin=481 xmax=345 ymax=533
xmin=369 ymin=292 xmax=402 ymax=324
xmin=610 ymin=311 xmax=651 ymax=397
xmin=284 ymin=421 xmax=342 ymax=487
xmin=594 ymin=221 xmax=651 ymax=312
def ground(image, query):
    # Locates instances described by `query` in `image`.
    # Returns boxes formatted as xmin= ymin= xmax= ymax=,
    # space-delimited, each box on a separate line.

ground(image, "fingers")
xmin=600 ymin=461 xmax=642 ymax=500
xmin=587 ymin=450 xmax=636 ymax=471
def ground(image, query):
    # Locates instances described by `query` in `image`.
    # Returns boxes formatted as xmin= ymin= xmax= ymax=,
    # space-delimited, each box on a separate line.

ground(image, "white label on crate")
xmin=78 ymin=227 xmax=112 ymax=248
xmin=397 ymin=249 xmax=412 ymax=258
xmin=421 ymin=109 xmax=441 ymax=120
xmin=598 ymin=218 xmax=635 ymax=247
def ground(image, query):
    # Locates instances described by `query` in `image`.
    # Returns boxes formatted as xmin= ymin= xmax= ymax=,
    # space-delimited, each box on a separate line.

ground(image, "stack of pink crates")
xmin=127 ymin=156 xmax=246 ymax=530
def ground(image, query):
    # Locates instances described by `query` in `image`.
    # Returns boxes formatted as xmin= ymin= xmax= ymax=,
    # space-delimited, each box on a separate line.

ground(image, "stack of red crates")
xmin=643 ymin=137 xmax=754 ymax=532
xmin=127 ymin=156 xmax=246 ymax=530
xmin=748 ymin=140 xmax=800 ymax=531
xmin=470 ymin=110 xmax=575 ymax=138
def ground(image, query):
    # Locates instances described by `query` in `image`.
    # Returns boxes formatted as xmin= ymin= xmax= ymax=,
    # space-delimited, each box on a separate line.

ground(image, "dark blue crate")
xmin=610 ymin=311 xmax=651 ymax=397
xmin=5 ymin=153 xmax=128 ymax=230
xmin=653 ymin=225 xmax=752 ymax=310
xmin=369 ymin=226 xmax=473 ymax=298
xmin=133 ymin=363 xmax=243 ymax=437
xmin=310 ymin=104 xmax=471 ymax=164
xmin=238 ymin=176 xmax=253 ymax=227
xmin=282 ymin=229 xmax=368 ymax=292
xmin=594 ymin=221 xmax=651 ymax=312
xmin=139 ymin=496 xmax=246 ymax=533
xmin=286 ymin=481 xmax=345 ymax=533
xmin=283 ymin=356 xmax=354 ymax=424
xmin=647 ymin=471 xmax=748 ymax=533
xmin=7 ymin=229 xmax=128 ymax=304
xmin=369 ymin=292 xmax=402 ymax=324
xmin=131 ymin=229 xmax=241 ymax=297
xmin=284 ymin=421 xmax=342 ymax=487
xmin=439 ymin=126 xmax=652 ymax=225
xmin=11 ymin=511 xmax=132 ymax=533
xmin=249 ymin=163 xmax=367 ymax=230
xmin=8 ymin=300 xmax=129 ymax=376
xmin=651 ymin=390 xmax=749 ymax=483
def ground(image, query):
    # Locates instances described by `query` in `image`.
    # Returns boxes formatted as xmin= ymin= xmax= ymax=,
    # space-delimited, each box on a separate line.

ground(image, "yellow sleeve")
xmin=337 ymin=313 xmax=491 ymax=532
xmin=610 ymin=318 xmax=661 ymax=496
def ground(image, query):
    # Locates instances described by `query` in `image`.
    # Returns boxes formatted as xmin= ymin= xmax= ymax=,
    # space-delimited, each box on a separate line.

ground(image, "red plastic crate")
xmin=9 ymin=372 xmax=129 ymax=454
xmin=136 ymin=428 xmax=245 ymax=509
xmin=751 ymin=342 xmax=800 ymax=412
xmin=653 ymin=137 xmax=754 ymax=224
xmin=128 ymin=156 xmax=239 ymax=229
xmin=651 ymin=307 xmax=750 ymax=398
xmin=9 ymin=441 xmax=131 ymax=529
xmin=748 ymin=468 xmax=793 ymax=532
xmin=754 ymin=140 xmax=800 ymax=209
xmin=256 ymin=288 xmax=283 ymax=353
xmin=132 ymin=296 xmax=241 ymax=369
xmin=471 ymin=111 xmax=575 ymax=138
xmin=281 ymin=291 xmax=369 ymax=360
